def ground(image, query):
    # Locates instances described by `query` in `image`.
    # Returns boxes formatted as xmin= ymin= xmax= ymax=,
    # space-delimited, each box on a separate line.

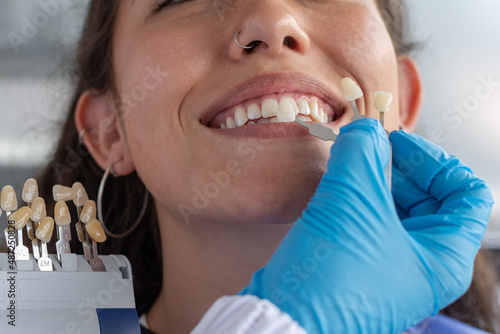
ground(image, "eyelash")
xmin=153 ymin=0 xmax=185 ymax=13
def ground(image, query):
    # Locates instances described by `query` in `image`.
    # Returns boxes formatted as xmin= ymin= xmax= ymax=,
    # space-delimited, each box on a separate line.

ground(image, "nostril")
xmin=283 ymin=36 xmax=297 ymax=49
xmin=243 ymin=40 xmax=263 ymax=53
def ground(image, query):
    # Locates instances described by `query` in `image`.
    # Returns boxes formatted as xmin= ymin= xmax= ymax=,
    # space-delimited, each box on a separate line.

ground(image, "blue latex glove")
xmin=239 ymin=118 xmax=493 ymax=333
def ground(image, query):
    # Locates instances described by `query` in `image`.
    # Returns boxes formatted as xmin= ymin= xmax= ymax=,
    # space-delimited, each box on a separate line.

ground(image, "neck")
xmin=147 ymin=209 xmax=292 ymax=334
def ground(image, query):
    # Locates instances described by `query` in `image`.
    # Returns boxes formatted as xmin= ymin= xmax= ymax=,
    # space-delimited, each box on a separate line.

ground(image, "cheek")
xmin=314 ymin=8 xmax=400 ymax=126
xmin=112 ymin=28 xmax=216 ymax=208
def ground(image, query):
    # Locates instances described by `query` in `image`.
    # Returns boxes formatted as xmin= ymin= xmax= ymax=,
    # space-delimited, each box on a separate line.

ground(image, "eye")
xmin=153 ymin=0 xmax=187 ymax=13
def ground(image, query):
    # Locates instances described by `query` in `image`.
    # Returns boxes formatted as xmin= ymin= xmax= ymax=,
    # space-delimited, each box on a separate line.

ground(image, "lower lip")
xmin=207 ymin=122 xmax=326 ymax=140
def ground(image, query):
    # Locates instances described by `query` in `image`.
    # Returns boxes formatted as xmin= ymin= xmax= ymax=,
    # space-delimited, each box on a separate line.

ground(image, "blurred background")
xmin=0 ymin=1 xmax=499 ymax=245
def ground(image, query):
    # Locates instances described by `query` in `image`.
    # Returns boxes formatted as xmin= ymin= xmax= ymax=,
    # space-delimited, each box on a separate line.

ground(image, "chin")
xmin=214 ymin=166 xmax=325 ymax=225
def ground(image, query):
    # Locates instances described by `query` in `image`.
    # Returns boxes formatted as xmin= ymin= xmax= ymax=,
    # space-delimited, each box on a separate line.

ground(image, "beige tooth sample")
xmin=10 ymin=206 xmax=32 ymax=230
xmin=31 ymin=197 xmax=46 ymax=222
xmin=270 ymin=117 xmax=279 ymax=123
xmin=257 ymin=118 xmax=270 ymax=124
xmin=374 ymin=91 xmax=393 ymax=112
xmin=234 ymin=106 xmax=248 ymax=127
xmin=81 ymin=200 xmax=97 ymax=224
xmin=247 ymin=104 xmax=261 ymax=120
xmin=341 ymin=78 xmax=363 ymax=101
xmin=226 ymin=117 xmax=236 ymax=129
xmin=86 ymin=219 xmax=107 ymax=243
xmin=36 ymin=217 xmax=54 ymax=243
xmin=73 ymin=182 xmax=89 ymax=207
xmin=277 ymin=97 xmax=297 ymax=122
xmin=53 ymin=185 xmax=75 ymax=202
xmin=36 ymin=217 xmax=54 ymax=271
xmin=220 ymin=123 xmax=227 ymax=129
xmin=22 ymin=178 xmax=38 ymax=204
xmin=261 ymin=99 xmax=279 ymax=118
xmin=1 ymin=186 xmax=18 ymax=212
xmin=30 ymin=197 xmax=45 ymax=259
xmin=374 ymin=91 xmax=393 ymax=127
xmin=55 ymin=201 xmax=71 ymax=226
xmin=299 ymin=98 xmax=311 ymax=115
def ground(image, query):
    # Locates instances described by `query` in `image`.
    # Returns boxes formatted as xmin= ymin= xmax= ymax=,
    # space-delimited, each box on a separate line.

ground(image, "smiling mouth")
xmin=206 ymin=93 xmax=342 ymax=129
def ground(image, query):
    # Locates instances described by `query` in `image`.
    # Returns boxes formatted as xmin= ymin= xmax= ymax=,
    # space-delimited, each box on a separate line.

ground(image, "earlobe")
xmin=397 ymin=56 xmax=423 ymax=132
xmin=74 ymin=91 xmax=135 ymax=176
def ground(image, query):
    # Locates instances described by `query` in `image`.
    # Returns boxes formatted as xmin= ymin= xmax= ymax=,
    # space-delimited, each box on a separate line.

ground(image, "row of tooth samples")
xmin=1 ymin=179 xmax=107 ymax=272
xmin=341 ymin=77 xmax=393 ymax=128
xmin=221 ymin=97 xmax=331 ymax=129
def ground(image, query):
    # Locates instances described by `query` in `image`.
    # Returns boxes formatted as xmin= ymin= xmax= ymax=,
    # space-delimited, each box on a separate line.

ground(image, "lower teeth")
xmin=221 ymin=115 xmax=320 ymax=129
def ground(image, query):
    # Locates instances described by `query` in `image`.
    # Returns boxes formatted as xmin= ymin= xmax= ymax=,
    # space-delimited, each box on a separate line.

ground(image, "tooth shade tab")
xmin=1 ymin=186 xmax=18 ymax=212
xmin=81 ymin=200 xmax=97 ymax=224
xmin=31 ymin=197 xmax=47 ymax=222
xmin=341 ymin=78 xmax=363 ymax=101
xmin=53 ymin=185 xmax=75 ymax=202
xmin=86 ymin=219 xmax=107 ymax=243
xmin=374 ymin=91 xmax=393 ymax=112
xmin=36 ymin=217 xmax=54 ymax=243
xmin=22 ymin=178 xmax=38 ymax=203
xmin=73 ymin=182 xmax=89 ymax=207
xmin=10 ymin=206 xmax=32 ymax=230
xmin=55 ymin=201 xmax=71 ymax=226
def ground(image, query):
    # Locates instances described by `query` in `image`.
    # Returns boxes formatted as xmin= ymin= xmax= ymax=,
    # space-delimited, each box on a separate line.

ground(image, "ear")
xmin=397 ymin=56 xmax=423 ymax=132
xmin=74 ymin=91 xmax=135 ymax=176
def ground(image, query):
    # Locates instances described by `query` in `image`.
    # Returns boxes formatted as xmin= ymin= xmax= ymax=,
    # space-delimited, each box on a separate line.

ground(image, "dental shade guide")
xmin=85 ymin=218 xmax=107 ymax=272
xmin=72 ymin=182 xmax=93 ymax=262
xmin=296 ymin=79 xmax=394 ymax=190
xmin=22 ymin=179 xmax=38 ymax=255
xmin=341 ymin=78 xmax=365 ymax=121
xmin=374 ymin=91 xmax=394 ymax=190
xmin=36 ymin=217 xmax=54 ymax=271
xmin=0 ymin=179 xmax=140 ymax=332
xmin=30 ymin=197 xmax=46 ymax=260
xmin=54 ymin=201 xmax=72 ymax=261
xmin=294 ymin=119 xmax=338 ymax=141
xmin=374 ymin=91 xmax=393 ymax=134
xmin=10 ymin=206 xmax=32 ymax=263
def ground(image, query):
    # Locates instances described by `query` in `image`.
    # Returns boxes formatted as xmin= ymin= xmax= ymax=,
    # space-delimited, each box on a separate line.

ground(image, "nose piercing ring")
xmin=235 ymin=30 xmax=261 ymax=50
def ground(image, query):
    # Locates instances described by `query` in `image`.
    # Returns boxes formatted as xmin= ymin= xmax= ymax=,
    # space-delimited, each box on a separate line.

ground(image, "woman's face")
xmin=112 ymin=0 xmax=401 ymax=225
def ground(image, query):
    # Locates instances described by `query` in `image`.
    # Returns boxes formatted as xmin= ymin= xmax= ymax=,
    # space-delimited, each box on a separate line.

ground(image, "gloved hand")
xmin=238 ymin=118 xmax=493 ymax=334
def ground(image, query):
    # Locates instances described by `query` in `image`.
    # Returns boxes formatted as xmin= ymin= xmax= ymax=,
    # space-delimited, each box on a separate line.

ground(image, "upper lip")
xmin=199 ymin=72 xmax=346 ymax=126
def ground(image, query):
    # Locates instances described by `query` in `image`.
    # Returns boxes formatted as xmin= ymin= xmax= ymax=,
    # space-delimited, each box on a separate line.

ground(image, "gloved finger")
xmin=390 ymin=130 xmax=493 ymax=258
xmin=304 ymin=118 xmax=396 ymax=235
xmin=392 ymin=165 xmax=441 ymax=221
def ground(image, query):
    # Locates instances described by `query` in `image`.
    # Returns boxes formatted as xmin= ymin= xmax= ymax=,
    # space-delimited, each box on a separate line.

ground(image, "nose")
xmin=228 ymin=1 xmax=311 ymax=61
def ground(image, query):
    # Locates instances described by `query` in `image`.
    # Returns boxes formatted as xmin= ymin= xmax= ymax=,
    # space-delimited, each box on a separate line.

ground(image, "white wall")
xmin=408 ymin=1 xmax=500 ymax=245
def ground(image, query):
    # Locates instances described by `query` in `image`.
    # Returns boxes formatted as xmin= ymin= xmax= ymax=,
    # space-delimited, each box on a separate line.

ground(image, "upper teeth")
xmin=221 ymin=96 xmax=331 ymax=129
